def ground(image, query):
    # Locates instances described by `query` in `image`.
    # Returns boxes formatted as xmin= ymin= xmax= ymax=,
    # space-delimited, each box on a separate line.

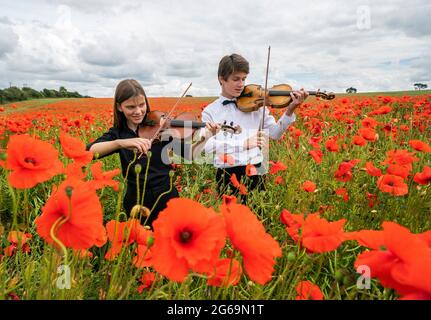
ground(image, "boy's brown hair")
xmin=218 ymin=54 xmax=249 ymax=83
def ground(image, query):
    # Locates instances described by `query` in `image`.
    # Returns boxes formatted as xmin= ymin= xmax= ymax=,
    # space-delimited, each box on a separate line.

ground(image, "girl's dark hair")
xmin=113 ymin=79 xmax=150 ymax=129
xmin=218 ymin=54 xmax=249 ymax=82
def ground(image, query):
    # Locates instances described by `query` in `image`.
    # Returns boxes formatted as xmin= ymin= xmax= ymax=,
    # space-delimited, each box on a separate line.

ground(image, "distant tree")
xmin=59 ymin=86 xmax=68 ymax=97
xmin=22 ymin=87 xmax=43 ymax=99
xmin=346 ymin=87 xmax=357 ymax=94
xmin=3 ymin=86 xmax=26 ymax=102
xmin=1 ymin=85 xmax=88 ymax=103
xmin=42 ymin=88 xmax=53 ymax=98
xmin=414 ymin=83 xmax=428 ymax=90
xmin=67 ymin=91 xmax=82 ymax=98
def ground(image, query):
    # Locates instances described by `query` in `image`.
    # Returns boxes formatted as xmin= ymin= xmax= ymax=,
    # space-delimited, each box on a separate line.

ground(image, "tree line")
xmin=0 ymin=86 xmax=91 ymax=104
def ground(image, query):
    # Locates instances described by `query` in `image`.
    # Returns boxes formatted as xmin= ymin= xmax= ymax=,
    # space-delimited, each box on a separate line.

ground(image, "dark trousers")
xmin=123 ymin=183 xmax=179 ymax=228
xmin=216 ymin=165 xmax=266 ymax=204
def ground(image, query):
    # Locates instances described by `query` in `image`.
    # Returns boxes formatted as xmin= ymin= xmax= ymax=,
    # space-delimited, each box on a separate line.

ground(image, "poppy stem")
xmin=23 ymin=189 xmax=29 ymax=227
xmin=140 ymin=151 xmax=152 ymax=208
xmin=49 ymin=216 xmax=69 ymax=268
xmin=7 ymin=183 xmax=18 ymax=230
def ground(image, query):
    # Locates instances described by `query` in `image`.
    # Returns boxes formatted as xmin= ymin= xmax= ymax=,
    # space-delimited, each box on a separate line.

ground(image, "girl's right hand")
xmin=118 ymin=138 xmax=152 ymax=154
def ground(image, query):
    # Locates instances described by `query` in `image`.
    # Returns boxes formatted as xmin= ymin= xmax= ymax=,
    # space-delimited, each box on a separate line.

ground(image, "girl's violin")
xmin=138 ymin=110 xmax=241 ymax=142
xmin=236 ymin=83 xmax=335 ymax=112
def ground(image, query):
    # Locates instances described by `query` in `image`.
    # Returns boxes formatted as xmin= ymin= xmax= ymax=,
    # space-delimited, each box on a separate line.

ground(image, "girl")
xmin=87 ymin=79 xmax=217 ymax=227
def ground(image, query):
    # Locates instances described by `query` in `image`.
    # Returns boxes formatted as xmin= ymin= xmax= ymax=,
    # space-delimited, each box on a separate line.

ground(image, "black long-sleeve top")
xmin=86 ymin=126 xmax=189 ymax=189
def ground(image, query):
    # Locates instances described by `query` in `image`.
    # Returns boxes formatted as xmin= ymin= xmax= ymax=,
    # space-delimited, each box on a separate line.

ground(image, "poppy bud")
xmin=335 ymin=269 xmax=344 ymax=282
xmin=169 ymin=170 xmax=175 ymax=178
xmin=134 ymin=164 xmax=142 ymax=175
xmin=0 ymin=152 xmax=6 ymax=161
xmin=65 ymin=186 xmax=73 ymax=198
xmin=146 ymin=235 xmax=154 ymax=248
xmin=287 ymin=252 xmax=296 ymax=262
xmin=343 ymin=274 xmax=353 ymax=286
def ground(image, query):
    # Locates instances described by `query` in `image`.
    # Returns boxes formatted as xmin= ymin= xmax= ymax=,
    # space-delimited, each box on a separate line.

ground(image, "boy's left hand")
xmin=286 ymin=88 xmax=309 ymax=116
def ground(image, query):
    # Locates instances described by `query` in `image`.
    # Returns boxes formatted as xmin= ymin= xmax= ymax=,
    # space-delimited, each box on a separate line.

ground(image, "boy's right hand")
xmin=243 ymin=131 xmax=268 ymax=150
xmin=117 ymin=138 xmax=152 ymax=154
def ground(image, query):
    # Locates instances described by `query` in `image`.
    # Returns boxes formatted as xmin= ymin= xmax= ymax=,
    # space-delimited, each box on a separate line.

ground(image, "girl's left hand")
xmin=205 ymin=122 xmax=221 ymax=138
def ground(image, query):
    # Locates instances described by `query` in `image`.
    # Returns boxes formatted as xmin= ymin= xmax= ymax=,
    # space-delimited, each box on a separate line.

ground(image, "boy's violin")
xmin=236 ymin=83 xmax=335 ymax=112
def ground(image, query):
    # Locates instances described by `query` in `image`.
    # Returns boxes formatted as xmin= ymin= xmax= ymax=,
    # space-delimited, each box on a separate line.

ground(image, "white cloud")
xmin=0 ymin=0 xmax=430 ymax=97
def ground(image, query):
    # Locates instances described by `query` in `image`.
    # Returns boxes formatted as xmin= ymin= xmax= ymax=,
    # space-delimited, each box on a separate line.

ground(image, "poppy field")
xmin=0 ymin=92 xmax=430 ymax=300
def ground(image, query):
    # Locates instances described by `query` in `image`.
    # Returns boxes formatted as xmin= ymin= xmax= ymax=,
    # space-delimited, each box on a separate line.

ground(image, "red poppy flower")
xmin=377 ymin=174 xmax=408 ymax=196
xmin=413 ymin=166 xmax=431 ymax=185
xmin=64 ymin=162 xmax=86 ymax=181
xmin=387 ymin=164 xmax=410 ymax=179
xmin=308 ymin=136 xmax=322 ymax=149
xmin=409 ymin=140 xmax=431 ymax=153
xmin=366 ymin=192 xmax=378 ymax=208
xmin=295 ymin=281 xmax=324 ymax=300
xmin=354 ymin=222 xmax=431 ymax=299
xmin=344 ymin=229 xmax=385 ymax=249
xmin=6 ymin=134 xmax=63 ymax=189
xmin=137 ymin=272 xmax=156 ymax=293
xmin=222 ymin=195 xmax=237 ymax=206
xmin=361 ymin=117 xmax=378 ymax=128
xmin=365 ymin=161 xmax=382 ymax=177
xmin=35 ymin=178 xmax=107 ymax=250
xmin=302 ymin=180 xmax=316 ymax=192
xmin=308 ymin=149 xmax=323 ymax=164
xmin=335 ymin=187 xmax=349 ymax=202
xmin=245 ymin=163 xmax=257 ymax=176
xmin=151 ymin=198 xmax=226 ymax=282
xmin=269 ymin=161 xmax=287 ymax=174
xmin=207 ymin=258 xmax=242 ymax=287
xmin=334 ymin=160 xmax=359 ymax=182
xmin=104 ymin=219 xmax=146 ymax=260
xmin=133 ymin=243 xmax=154 ymax=268
xmin=59 ymin=132 xmax=93 ymax=166
xmin=221 ymin=202 xmax=282 ymax=285
xmin=281 ymin=210 xmax=313 ymax=243
xmin=381 ymin=149 xmax=419 ymax=169
xmin=89 ymin=161 xmax=121 ymax=191
xmin=358 ymin=127 xmax=377 ymax=141
xmin=230 ymin=173 xmax=248 ymax=195
xmin=301 ymin=215 xmax=347 ymax=253
xmin=4 ymin=231 xmax=32 ymax=256
xmin=274 ymin=176 xmax=284 ymax=185
xmin=325 ymin=138 xmax=339 ymax=152
xmin=352 ymin=135 xmax=367 ymax=146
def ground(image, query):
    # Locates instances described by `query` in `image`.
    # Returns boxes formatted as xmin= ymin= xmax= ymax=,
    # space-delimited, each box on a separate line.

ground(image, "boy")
xmin=200 ymin=53 xmax=308 ymax=199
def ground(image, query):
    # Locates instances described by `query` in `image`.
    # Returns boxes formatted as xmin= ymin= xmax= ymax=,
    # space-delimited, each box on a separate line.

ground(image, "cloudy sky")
xmin=0 ymin=0 xmax=430 ymax=97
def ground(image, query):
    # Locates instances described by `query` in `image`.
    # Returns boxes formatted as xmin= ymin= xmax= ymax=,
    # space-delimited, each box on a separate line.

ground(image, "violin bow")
xmin=260 ymin=46 xmax=271 ymax=131
xmin=137 ymin=82 xmax=192 ymax=159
